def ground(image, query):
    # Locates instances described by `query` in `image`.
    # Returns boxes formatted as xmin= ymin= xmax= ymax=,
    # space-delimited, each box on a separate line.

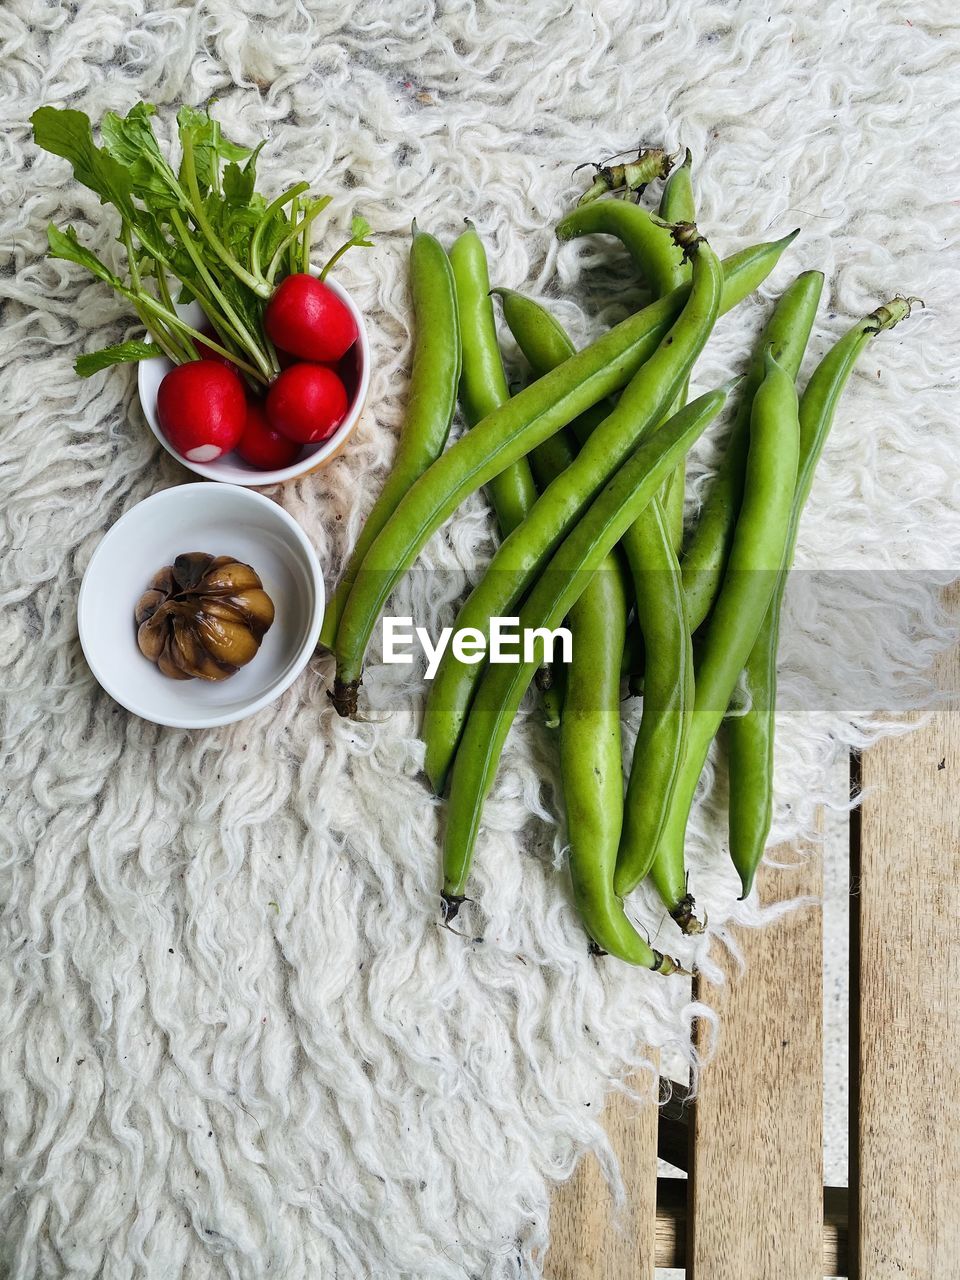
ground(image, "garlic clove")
xmin=137 ymin=610 xmax=168 ymax=663
xmin=172 ymin=552 xmax=215 ymax=591
xmin=201 ymin=559 xmax=263 ymax=595
xmin=196 ymin=612 xmax=260 ymax=668
xmin=169 ymin=614 xmax=203 ymax=676
xmin=157 ymin=629 xmax=193 ymax=680
xmin=237 ymin=588 xmax=275 ymax=634
xmin=150 ymin=566 xmax=177 ymax=595
xmin=202 ymin=589 xmax=275 ymax=637
xmin=135 ymin=589 xmax=168 ymax=628
xmin=172 ymin=614 xmax=231 ymax=680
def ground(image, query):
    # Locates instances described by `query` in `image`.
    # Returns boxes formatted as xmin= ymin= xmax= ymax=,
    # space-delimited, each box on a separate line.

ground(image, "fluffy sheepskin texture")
xmin=1 ymin=2 xmax=959 ymax=1276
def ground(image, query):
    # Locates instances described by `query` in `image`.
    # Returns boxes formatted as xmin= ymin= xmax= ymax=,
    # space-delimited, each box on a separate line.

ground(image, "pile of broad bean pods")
xmin=322 ymin=151 xmax=916 ymax=972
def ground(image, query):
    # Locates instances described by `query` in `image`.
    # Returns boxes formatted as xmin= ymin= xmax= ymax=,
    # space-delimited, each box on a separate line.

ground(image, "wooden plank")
xmin=853 ymin=620 xmax=960 ymax=1278
xmin=654 ymin=1179 xmax=847 ymax=1274
xmin=688 ymin=845 xmax=824 ymax=1279
xmin=545 ymin=1065 xmax=659 ymax=1279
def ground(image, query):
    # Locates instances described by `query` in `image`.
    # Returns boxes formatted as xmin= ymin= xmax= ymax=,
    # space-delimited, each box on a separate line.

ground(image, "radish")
xmin=236 ymin=401 xmax=303 ymax=470
xmin=266 ymin=363 xmax=349 ymax=444
xmin=157 ymin=362 xmax=247 ymax=462
xmin=264 ymin=275 xmax=358 ymax=363
xmin=34 ymin=106 xmax=374 ymax=395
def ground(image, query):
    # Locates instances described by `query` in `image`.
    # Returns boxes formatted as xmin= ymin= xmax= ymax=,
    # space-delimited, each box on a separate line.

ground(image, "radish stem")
xmin=299 ymin=208 xmax=312 ymax=273
xmin=249 ymin=181 xmax=310 ymax=280
xmin=265 ymin=201 xmax=331 ymax=284
xmin=319 ymin=215 xmax=372 ymax=282
xmin=122 ymin=223 xmax=185 ymax=364
xmin=131 ymin=292 xmax=266 ymax=381
xmin=287 ymin=192 xmax=301 ymax=275
xmin=169 ymin=208 xmax=273 ymax=378
xmin=151 ymin=261 xmax=198 ymax=363
xmin=179 ymin=130 xmax=271 ymax=298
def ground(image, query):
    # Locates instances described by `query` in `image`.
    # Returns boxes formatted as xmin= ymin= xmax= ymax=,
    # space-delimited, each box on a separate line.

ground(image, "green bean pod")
xmin=331 ymin=229 xmax=798 ymax=714
xmin=501 ymin=287 xmax=695 ymax=893
xmin=556 ymin=199 xmax=683 ymax=297
xmin=449 ymin=222 xmax=538 ymax=535
xmin=659 ymin=149 xmax=695 ymax=233
xmin=421 ymin=230 xmax=722 ymax=791
xmin=493 ymin=287 xmax=612 ymax=449
xmin=449 ymin=224 xmax=554 ymax=722
xmin=681 ymin=271 xmax=825 ymax=632
xmin=538 ymin=668 xmax=565 ymax=730
xmin=495 ymin=286 xmax=613 ymax=730
xmin=557 ymin=162 xmax=694 ymax=557
xmin=523 ymin=401 xmax=581 ymax=732
xmin=499 ymin=290 xmax=649 ymax=958
xmin=728 ymin=296 xmax=918 ymax=897
xmin=318 ymin=223 xmax=461 ymax=651
xmin=496 ymin=290 xmax=613 ymax=739
xmin=630 ymin=351 xmax=800 ymax=930
xmin=657 ymin=149 xmax=696 ymax=551
xmin=561 ymin=561 xmax=659 ymax=964
xmin=441 ymin=380 xmax=734 ymax=963
xmin=617 ymin=497 xmax=694 ymax=888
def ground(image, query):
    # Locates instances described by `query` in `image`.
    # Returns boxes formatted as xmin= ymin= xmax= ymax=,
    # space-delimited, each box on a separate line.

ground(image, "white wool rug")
xmin=2 ymin=2 xmax=959 ymax=1276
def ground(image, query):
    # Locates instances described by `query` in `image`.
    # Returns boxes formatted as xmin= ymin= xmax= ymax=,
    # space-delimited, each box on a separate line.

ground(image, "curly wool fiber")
xmin=1 ymin=2 xmax=959 ymax=1276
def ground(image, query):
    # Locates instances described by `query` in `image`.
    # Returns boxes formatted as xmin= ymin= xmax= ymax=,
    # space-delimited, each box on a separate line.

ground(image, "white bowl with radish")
xmin=139 ymin=276 xmax=370 ymax=486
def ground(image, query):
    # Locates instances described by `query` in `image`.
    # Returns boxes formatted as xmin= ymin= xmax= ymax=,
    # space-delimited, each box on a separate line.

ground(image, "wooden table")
xmin=547 ymin=629 xmax=960 ymax=1278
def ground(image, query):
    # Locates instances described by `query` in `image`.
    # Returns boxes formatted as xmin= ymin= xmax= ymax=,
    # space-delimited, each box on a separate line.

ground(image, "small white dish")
xmin=78 ymin=483 xmax=324 ymax=728
xmin=138 ymin=277 xmax=370 ymax=486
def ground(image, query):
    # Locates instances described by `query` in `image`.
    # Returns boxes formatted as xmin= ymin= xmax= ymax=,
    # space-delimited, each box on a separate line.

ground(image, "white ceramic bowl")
xmin=138 ymin=277 xmax=370 ymax=486
xmin=78 ymin=483 xmax=324 ymax=728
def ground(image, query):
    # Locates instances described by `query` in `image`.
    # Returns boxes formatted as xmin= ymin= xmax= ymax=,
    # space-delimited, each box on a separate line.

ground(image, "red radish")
xmin=236 ymin=401 xmax=303 ymax=470
xmin=156 ymin=362 xmax=246 ymax=462
xmin=266 ymin=364 xmax=349 ymax=444
xmin=264 ymin=275 xmax=358 ymax=363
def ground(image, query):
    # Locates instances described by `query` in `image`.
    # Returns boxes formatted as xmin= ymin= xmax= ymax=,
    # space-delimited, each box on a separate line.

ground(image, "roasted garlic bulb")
xmin=135 ymin=552 xmax=275 ymax=681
